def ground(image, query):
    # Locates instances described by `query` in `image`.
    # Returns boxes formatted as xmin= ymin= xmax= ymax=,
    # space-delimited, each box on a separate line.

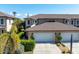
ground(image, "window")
xmin=77 ymin=21 xmax=79 ymax=24
xmin=64 ymin=19 xmax=67 ymax=24
xmin=1 ymin=19 xmax=4 ymax=24
xmin=65 ymin=20 xmax=67 ymax=23
xmin=2 ymin=30 xmax=4 ymax=33
xmin=71 ymin=20 xmax=73 ymax=25
xmin=28 ymin=20 xmax=30 ymax=24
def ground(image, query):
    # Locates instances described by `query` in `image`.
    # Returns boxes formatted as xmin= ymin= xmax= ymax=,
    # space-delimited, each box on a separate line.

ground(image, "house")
xmin=0 ymin=12 xmax=14 ymax=34
xmin=24 ymin=18 xmax=35 ymax=28
xmin=24 ymin=14 xmax=79 ymax=27
xmin=26 ymin=22 xmax=79 ymax=43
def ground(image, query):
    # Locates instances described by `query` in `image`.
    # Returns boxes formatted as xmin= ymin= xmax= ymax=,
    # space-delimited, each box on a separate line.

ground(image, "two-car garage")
xmin=33 ymin=32 xmax=79 ymax=43
xmin=26 ymin=22 xmax=79 ymax=43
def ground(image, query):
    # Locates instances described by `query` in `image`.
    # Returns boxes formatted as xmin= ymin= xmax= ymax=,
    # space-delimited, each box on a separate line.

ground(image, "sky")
xmin=0 ymin=4 xmax=79 ymax=18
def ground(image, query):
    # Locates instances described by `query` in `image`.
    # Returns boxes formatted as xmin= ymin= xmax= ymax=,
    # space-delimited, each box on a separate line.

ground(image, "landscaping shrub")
xmin=21 ymin=39 xmax=35 ymax=52
xmin=10 ymin=25 xmax=18 ymax=33
xmin=11 ymin=32 xmax=20 ymax=49
xmin=30 ymin=33 xmax=35 ymax=40
xmin=0 ymin=33 xmax=9 ymax=54
xmin=56 ymin=35 xmax=62 ymax=41
xmin=18 ymin=32 xmax=24 ymax=38
xmin=55 ymin=32 xmax=62 ymax=43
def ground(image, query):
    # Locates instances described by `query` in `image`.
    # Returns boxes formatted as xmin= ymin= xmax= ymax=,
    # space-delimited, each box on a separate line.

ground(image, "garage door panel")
xmin=33 ymin=32 xmax=79 ymax=43
xmin=61 ymin=33 xmax=71 ymax=42
xmin=33 ymin=32 xmax=55 ymax=43
xmin=61 ymin=33 xmax=79 ymax=42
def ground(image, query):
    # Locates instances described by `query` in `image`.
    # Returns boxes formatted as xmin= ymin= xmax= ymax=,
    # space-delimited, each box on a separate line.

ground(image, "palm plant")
xmin=55 ymin=32 xmax=62 ymax=43
xmin=0 ymin=19 xmax=22 ymax=54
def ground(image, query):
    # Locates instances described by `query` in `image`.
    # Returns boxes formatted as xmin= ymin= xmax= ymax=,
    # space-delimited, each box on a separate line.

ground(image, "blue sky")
xmin=0 ymin=4 xmax=79 ymax=18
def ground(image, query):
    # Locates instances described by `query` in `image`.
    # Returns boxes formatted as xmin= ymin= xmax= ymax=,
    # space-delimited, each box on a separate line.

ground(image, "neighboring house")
xmin=0 ymin=12 xmax=14 ymax=34
xmin=24 ymin=18 xmax=36 ymax=28
xmin=25 ymin=14 xmax=79 ymax=27
xmin=26 ymin=22 xmax=79 ymax=43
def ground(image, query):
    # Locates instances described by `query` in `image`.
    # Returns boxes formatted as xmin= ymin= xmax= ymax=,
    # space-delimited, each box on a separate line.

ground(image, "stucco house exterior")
xmin=25 ymin=14 xmax=79 ymax=27
xmin=26 ymin=22 xmax=79 ymax=43
xmin=24 ymin=18 xmax=35 ymax=28
xmin=0 ymin=12 xmax=14 ymax=34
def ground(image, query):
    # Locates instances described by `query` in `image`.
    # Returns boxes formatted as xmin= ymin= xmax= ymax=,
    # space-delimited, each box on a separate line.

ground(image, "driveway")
xmin=33 ymin=42 xmax=79 ymax=54
xmin=33 ymin=43 xmax=61 ymax=54
xmin=64 ymin=42 xmax=79 ymax=54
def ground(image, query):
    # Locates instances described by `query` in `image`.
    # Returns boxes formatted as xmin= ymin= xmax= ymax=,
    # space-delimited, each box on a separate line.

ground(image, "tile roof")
xmin=26 ymin=22 xmax=79 ymax=32
xmin=0 ymin=12 xmax=14 ymax=18
xmin=30 ymin=14 xmax=79 ymax=19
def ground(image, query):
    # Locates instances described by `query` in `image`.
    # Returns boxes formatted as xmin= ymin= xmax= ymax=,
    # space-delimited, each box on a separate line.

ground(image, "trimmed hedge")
xmin=21 ymin=39 xmax=35 ymax=52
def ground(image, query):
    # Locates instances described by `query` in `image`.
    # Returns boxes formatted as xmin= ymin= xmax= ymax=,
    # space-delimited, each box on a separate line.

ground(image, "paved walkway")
xmin=33 ymin=43 xmax=61 ymax=54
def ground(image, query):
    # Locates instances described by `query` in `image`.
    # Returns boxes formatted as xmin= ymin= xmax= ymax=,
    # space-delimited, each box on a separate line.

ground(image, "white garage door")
xmin=33 ymin=32 xmax=55 ymax=43
xmin=61 ymin=32 xmax=79 ymax=42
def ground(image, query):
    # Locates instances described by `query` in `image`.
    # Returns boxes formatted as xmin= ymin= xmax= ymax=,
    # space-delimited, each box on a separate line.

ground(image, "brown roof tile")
xmin=26 ymin=22 xmax=79 ymax=32
xmin=30 ymin=14 xmax=79 ymax=19
xmin=0 ymin=12 xmax=14 ymax=18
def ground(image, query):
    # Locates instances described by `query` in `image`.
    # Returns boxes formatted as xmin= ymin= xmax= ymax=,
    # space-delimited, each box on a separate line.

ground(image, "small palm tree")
xmin=0 ymin=32 xmax=20 ymax=54
xmin=13 ymin=12 xmax=16 ymax=17
xmin=55 ymin=32 xmax=62 ymax=43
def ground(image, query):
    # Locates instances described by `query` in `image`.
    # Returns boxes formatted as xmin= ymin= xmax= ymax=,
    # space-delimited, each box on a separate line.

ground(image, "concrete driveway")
xmin=33 ymin=43 xmax=61 ymax=54
xmin=64 ymin=42 xmax=79 ymax=54
xmin=33 ymin=42 xmax=79 ymax=54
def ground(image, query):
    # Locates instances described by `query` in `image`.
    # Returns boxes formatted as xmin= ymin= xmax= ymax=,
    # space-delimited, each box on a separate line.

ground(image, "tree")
xmin=0 ymin=18 xmax=27 ymax=54
xmin=55 ymin=32 xmax=62 ymax=43
xmin=0 ymin=31 xmax=21 ymax=54
xmin=13 ymin=12 xmax=16 ymax=17
xmin=12 ymin=19 xmax=24 ymax=32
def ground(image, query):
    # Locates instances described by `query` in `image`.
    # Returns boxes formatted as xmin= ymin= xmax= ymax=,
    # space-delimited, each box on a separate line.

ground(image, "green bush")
xmin=30 ymin=33 xmax=35 ymax=40
xmin=21 ymin=39 xmax=35 ymax=52
xmin=11 ymin=32 xmax=20 ymax=48
xmin=0 ymin=33 xmax=9 ymax=54
xmin=18 ymin=32 xmax=24 ymax=38
xmin=10 ymin=25 xmax=18 ymax=33
xmin=56 ymin=36 xmax=62 ymax=41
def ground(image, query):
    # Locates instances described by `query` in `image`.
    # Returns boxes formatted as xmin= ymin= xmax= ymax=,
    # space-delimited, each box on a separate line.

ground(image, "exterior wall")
xmin=37 ymin=18 xmax=56 ymax=25
xmin=0 ymin=17 xmax=14 ymax=34
xmin=6 ymin=19 xmax=13 ymax=32
xmin=25 ymin=17 xmax=79 ymax=27
xmin=37 ymin=18 xmax=68 ymax=25
xmin=0 ymin=28 xmax=6 ymax=35
xmin=0 ymin=17 xmax=6 ymax=28
xmin=67 ymin=18 xmax=79 ymax=27
xmin=0 ymin=17 xmax=6 ymax=34
xmin=26 ymin=19 xmax=36 ymax=27
xmin=35 ymin=18 xmax=79 ymax=27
